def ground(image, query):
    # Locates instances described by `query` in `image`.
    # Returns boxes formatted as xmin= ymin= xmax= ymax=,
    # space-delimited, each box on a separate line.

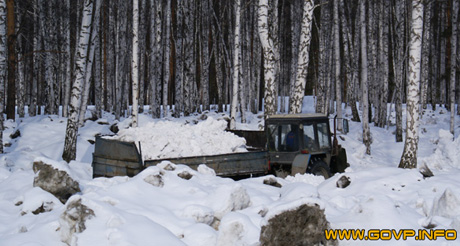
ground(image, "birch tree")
xmin=288 ymin=0 xmax=314 ymax=114
xmin=0 ymin=0 xmax=6 ymax=153
xmin=115 ymin=0 xmax=128 ymax=120
xmin=420 ymin=2 xmax=431 ymax=110
xmin=163 ymin=0 xmax=171 ymax=117
xmin=230 ymin=0 xmax=241 ymax=130
xmin=333 ymin=0 xmax=342 ymax=131
xmin=30 ymin=0 xmax=40 ymax=117
xmin=258 ymin=0 xmax=277 ymax=119
xmin=174 ymin=0 xmax=184 ymax=118
xmin=377 ymin=0 xmax=389 ymax=128
xmin=341 ymin=0 xmax=360 ymax=122
xmin=6 ymin=0 xmax=15 ymax=120
xmin=78 ymin=0 xmax=102 ymax=127
xmin=150 ymin=0 xmax=162 ymax=118
xmin=450 ymin=0 xmax=458 ymax=135
xmin=394 ymin=0 xmax=405 ymax=142
xmin=200 ymin=0 xmax=211 ymax=112
xmin=62 ymin=0 xmax=95 ymax=163
xmin=132 ymin=0 xmax=139 ymax=127
xmin=360 ymin=0 xmax=371 ymax=155
xmin=316 ymin=0 xmax=331 ymax=114
xmin=62 ymin=0 xmax=71 ymax=118
xmin=399 ymin=0 xmax=423 ymax=169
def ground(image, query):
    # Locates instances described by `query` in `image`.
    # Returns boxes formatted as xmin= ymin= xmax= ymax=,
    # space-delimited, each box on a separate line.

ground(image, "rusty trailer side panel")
xmin=144 ymin=151 xmax=268 ymax=176
xmin=92 ymin=136 xmax=143 ymax=177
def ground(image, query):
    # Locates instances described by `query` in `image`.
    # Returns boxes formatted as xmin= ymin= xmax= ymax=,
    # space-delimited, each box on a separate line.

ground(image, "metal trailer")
xmin=92 ymin=130 xmax=269 ymax=178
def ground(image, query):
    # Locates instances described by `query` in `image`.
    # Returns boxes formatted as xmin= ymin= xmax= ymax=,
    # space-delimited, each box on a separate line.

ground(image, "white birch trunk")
xmin=132 ymin=0 xmax=139 ymax=127
xmin=399 ymin=0 xmax=423 ymax=169
xmin=63 ymin=0 xmax=94 ymax=162
xmin=230 ymin=0 xmax=241 ymax=130
xmin=78 ymin=0 xmax=101 ymax=127
xmin=360 ymin=0 xmax=371 ymax=155
xmin=258 ymin=0 xmax=276 ymax=119
xmin=288 ymin=0 xmax=313 ymax=114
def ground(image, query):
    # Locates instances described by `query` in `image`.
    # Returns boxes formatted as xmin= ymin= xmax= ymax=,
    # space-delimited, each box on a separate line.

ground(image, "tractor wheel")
xmin=310 ymin=160 xmax=331 ymax=179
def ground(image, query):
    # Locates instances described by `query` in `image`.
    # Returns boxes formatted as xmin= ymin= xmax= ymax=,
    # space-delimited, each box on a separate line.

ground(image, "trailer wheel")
xmin=310 ymin=160 xmax=331 ymax=179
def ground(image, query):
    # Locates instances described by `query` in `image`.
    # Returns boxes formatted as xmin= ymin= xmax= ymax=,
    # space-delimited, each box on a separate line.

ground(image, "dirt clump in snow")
xmin=144 ymin=173 xmax=164 ymax=187
xmin=263 ymin=177 xmax=282 ymax=188
xmin=10 ymin=129 xmax=21 ymax=139
xmin=419 ymin=163 xmax=434 ymax=178
xmin=336 ymin=175 xmax=351 ymax=188
xmin=33 ymin=160 xmax=81 ymax=203
xmin=259 ymin=203 xmax=337 ymax=246
xmin=178 ymin=171 xmax=193 ymax=180
xmin=59 ymin=198 xmax=95 ymax=245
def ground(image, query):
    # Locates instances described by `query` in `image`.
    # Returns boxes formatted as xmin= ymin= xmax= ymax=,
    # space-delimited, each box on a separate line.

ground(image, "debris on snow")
xmin=336 ymin=175 xmax=351 ymax=188
xmin=59 ymin=197 xmax=95 ymax=245
xmin=33 ymin=158 xmax=81 ymax=203
xmin=259 ymin=203 xmax=336 ymax=246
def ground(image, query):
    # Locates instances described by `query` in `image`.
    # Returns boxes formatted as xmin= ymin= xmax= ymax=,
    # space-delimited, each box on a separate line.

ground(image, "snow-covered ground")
xmin=0 ymin=97 xmax=459 ymax=245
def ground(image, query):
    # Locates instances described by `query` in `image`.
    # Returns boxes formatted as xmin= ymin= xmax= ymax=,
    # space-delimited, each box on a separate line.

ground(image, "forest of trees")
xmin=0 ymin=0 xmax=459 ymax=165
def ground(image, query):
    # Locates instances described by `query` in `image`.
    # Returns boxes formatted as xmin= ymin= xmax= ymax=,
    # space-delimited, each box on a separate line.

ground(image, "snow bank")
xmin=420 ymin=129 xmax=460 ymax=171
xmin=109 ymin=117 xmax=247 ymax=160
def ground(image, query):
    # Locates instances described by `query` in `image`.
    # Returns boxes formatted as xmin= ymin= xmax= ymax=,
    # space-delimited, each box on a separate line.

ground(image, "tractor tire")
xmin=310 ymin=160 xmax=331 ymax=179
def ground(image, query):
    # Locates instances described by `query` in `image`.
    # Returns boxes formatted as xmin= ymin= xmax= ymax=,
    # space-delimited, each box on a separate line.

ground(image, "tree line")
xmin=0 ymin=0 xmax=458 ymax=168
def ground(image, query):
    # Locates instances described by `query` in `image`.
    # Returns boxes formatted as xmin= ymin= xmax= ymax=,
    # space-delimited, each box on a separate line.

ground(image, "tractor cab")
xmin=266 ymin=114 xmax=348 ymax=178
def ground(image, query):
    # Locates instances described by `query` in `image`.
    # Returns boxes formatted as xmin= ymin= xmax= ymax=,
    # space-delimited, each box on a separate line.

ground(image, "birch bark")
xmin=399 ymin=0 xmax=423 ymax=169
xmin=288 ymin=0 xmax=313 ymax=114
xmin=258 ymin=0 xmax=277 ymax=119
xmin=132 ymin=0 xmax=139 ymax=127
xmin=63 ymin=0 xmax=95 ymax=162
xmin=360 ymin=0 xmax=371 ymax=155
xmin=230 ymin=0 xmax=241 ymax=130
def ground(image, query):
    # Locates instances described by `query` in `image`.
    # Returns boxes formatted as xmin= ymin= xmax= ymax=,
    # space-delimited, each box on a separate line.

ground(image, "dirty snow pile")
xmin=109 ymin=117 xmax=248 ymax=160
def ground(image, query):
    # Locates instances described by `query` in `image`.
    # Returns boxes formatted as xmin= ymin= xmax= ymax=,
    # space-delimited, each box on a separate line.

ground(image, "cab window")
xmin=267 ymin=124 xmax=299 ymax=152
xmin=317 ymin=122 xmax=331 ymax=149
xmin=303 ymin=123 xmax=318 ymax=151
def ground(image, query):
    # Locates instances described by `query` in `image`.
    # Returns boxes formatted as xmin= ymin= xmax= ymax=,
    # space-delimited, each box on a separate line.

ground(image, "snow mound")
xmin=418 ymin=129 xmax=460 ymax=173
xmin=217 ymin=212 xmax=260 ymax=246
xmin=210 ymin=184 xmax=251 ymax=220
xmin=109 ymin=117 xmax=247 ymax=160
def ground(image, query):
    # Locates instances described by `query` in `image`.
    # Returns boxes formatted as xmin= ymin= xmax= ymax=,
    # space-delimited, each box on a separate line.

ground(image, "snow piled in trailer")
xmin=108 ymin=117 xmax=248 ymax=160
